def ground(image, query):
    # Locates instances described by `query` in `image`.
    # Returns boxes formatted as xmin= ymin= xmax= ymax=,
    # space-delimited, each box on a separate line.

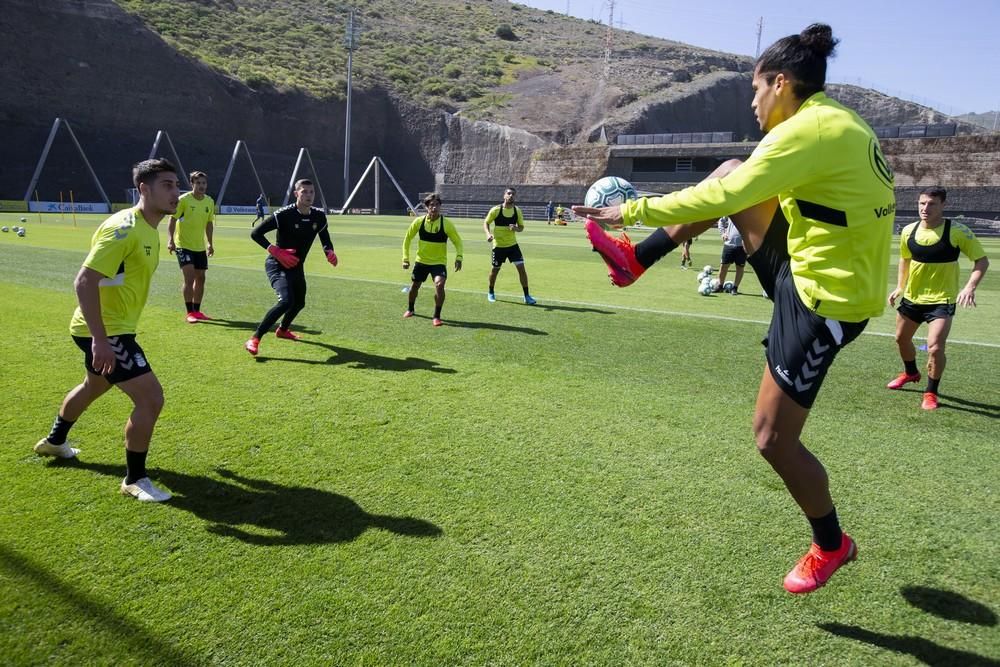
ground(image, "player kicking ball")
xmin=575 ymin=24 xmax=893 ymax=594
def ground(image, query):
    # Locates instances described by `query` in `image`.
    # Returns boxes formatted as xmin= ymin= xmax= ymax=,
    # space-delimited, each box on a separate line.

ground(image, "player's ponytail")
xmin=755 ymin=23 xmax=839 ymax=99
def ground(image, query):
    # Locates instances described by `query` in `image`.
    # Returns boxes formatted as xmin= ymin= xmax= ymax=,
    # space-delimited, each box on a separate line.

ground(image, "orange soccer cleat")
xmin=783 ymin=534 xmax=857 ymax=594
xmin=584 ymin=220 xmax=646 ymax=287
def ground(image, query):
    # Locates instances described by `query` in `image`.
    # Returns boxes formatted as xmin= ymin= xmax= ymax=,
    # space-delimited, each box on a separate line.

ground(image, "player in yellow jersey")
xmin=575 ymin=24 xmax=894 ymax=594
xmin=34 ymin=159 xmax=180 ymax=502
xmin=168 ymin=170 xmax=215 ymax=323
xmin=402 ymin=193 xmax=463 ymax=327
xmin=886 ymin=187 xmax=989 ymax=410
xmin=483 ymin=187 xmax=536 ymax=305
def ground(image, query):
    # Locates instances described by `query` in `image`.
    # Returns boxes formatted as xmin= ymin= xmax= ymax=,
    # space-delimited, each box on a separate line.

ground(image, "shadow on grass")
xmin=533 ymin=302 xmax=616 ymax=315
xmin=196 ymin=318 xmax=323 ymax=335
xmin=54 ymin=461 xmax=443 ymax=546
xmin=896 ymin=388 xmax=1000 ymax=419
xmin=901 ymin=586 xmax=997 ymax=626
xmin=0 ymin=543 xmax=199 ymax=666
xmin=818 ymin=622 xmax=1000 ymax=667
xmin=253 ymin=339 xmax=456 ymax=373
xmin=413 ymin=314 xmax=547 ymax=335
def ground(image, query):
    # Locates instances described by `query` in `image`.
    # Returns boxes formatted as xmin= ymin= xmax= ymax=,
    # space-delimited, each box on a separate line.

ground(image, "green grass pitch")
xmin=1 ymin=212 xmax=997 ymax=665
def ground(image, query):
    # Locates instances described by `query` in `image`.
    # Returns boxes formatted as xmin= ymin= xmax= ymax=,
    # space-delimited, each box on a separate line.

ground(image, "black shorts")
xmin=749 ymin=210 xmax=867 ymax=408
xmin=491 ymin=244 xmax=525 ymax=268
xmin=73 ymin=334 xmax=153 ymax=384
xmin=411 ymin=262 xmax=447 ymax=283
xmin=176 ymin=248 xmax=208 ymax=270
xmin=897 ymin=298 xmax=955 ymax=324
xmin=721 ymin=244 xmax=747 ymax=266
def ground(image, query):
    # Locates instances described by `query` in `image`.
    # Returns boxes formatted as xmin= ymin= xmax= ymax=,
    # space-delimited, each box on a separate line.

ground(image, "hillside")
xmin=0 ymin=0 xmax=988 ymax=208
xmin=956 ymin=111 xmax=1000 ymax=131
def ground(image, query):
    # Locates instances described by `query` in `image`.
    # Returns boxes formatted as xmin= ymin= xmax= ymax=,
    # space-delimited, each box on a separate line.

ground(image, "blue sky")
xmin=518 ymin=0 xmax=1000 ymax=116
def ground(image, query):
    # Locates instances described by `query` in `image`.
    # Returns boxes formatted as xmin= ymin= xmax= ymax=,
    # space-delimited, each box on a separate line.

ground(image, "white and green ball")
xmin=723 ymin=281 xmax=735 ymax=293
xmin=16 ymin=228 xmax=26 ymax=237
xmin=702 ymin=265 xmax=714 ymax=275
xmin=699 ymin=282 xmax=714 ymax=296
xmin=1 ymin=226 xmax=8 ymax=233
xmin=19 ymin=217 xmax=27 ymax=223
xmin=584 ymin=176 xmax=639 ymax=209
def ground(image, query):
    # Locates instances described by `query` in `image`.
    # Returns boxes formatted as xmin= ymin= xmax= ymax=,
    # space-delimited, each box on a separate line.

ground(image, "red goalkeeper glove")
xmin=267 ymin=245 xmax=299 ymax=269
xmin=326 ymin=248 xmax=338 ymax=266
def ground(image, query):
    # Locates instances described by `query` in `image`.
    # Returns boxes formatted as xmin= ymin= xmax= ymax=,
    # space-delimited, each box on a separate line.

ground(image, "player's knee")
xmin=927 ymin=341 xmax=945 ymax=357
xmin=752 ymin=418 xmax=782 ymax=462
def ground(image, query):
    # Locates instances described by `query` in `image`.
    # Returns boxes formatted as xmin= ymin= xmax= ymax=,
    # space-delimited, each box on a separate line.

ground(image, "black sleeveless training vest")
xmin=417 ymin=215 xmax=448 ymax=243
xmin=907 ymin=219 xmax=960 ymax=264
xmin=494 ymin=205 xmax=519 ymax=227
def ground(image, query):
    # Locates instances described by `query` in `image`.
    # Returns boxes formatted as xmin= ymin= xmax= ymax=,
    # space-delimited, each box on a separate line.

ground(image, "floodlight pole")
xmin=344 ymin=10 xmax=361 ymax=204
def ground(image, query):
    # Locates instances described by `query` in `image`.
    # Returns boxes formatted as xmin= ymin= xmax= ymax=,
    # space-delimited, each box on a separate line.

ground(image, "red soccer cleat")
xmin=244 ymin=337 xmax=260 ymax=356
xmin=192 ymin=311 xmax=210 ymax=321
xmin=921 ymin=392 xmax=939 ymax=410
xmin=584 ymin=219 xmax=646 ymax=287
xmin=432 ymin=318 xmax=443 ymax=327
xmin=886 ymin=371 xmax=921 ymax=389
xmin=783 ymin=534 xmax=857 ymax=594
xmin=275 ymin=327 xmax=300 ymax=340
xmin=186 ymin=313 xmax=199 ymax=324
xmin=402 ymin=310 xmax=414 ymax=319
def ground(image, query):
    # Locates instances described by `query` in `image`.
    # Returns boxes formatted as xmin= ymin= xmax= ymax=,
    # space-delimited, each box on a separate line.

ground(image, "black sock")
xmin=926 ymin=377 xmax=940 ymax=394
xmin=904 ymin=359 xmax=918 ymax=375
xmin=185 ymin=302 xmax=195 ymax=313
xmin=634 ymin=227 xmax=679 ymax=269
xmin=47 ymin=415 xmax=75 ymax=446
xmin=808 ymin=508 xmax=843 ymax=551
xmin=125 ymin=449 xmax=148 ymax=484
xmin=408 ymin=300 xmax=415 ymax=312
xmin=193 ymin=302 xmax=201 ymax=312
xmin=433 ymin=306 xmax=442 ymax=318
xmin=522 ymin=285 xmax=530 ymax=297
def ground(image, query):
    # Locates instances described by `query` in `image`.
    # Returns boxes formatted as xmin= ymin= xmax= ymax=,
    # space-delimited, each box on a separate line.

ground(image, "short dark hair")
xmin=294 ymin=179 xmax=313 ymax=190
xmin=505 ymin=187 xmax=516 ymax=194
xmin=755 ymin=23 xmax=838 ymax=100
xmin=132 ymin=158 xmax=177 ymax=188
xmin=920 ymin=186 xmax=947 ymax=202
xmin=423 ymin=192 xmax=442 ymax=206
xmin=189 ymin=170 xmax=207 ymax=182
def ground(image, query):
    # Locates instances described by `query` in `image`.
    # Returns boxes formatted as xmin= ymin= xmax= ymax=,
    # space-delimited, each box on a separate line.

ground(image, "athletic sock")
xmin=193 ymin=302 xmax=201 ymax=312
xmin=522 ymin=286 xmax=530 ymax=297
xmin=47 ymin=415 xmax=75 ymax=446
xmin=408 ymin=301 xmax=416 ymax=312
xmin=926 ymin=377 xmax=940 ymax=394
xmin=125 ymin=449 xmax=148 ymax=485
xmin=433 ymin=307 xmax=442 ymax=318
xmin=808 ymin=508 xmax=843 ymax=552
xmin=634 ymin=227 xmax=678 ymax=269
xmin=904 ymin=359 xmax=919 ymax=375
xmin=185 ymin=302 xmax=195 ymax=313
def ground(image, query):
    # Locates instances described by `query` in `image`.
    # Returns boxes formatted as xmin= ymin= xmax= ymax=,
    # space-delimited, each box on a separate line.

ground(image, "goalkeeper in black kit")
xmin=245 ymin=179 xmax=338 ymax=356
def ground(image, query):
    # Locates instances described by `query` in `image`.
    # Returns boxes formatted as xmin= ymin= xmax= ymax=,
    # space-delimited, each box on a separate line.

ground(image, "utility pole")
xmin=343 ymin=10 xmax=362 ymax=204
xmin=603 ymin=0 xmax=615 ymax=77
xmin=755 ymin=16 xmax=764 ymax=59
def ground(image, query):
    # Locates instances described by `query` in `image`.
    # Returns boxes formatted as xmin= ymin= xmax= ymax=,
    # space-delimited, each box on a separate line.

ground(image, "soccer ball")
xmin=723 ymin=281 xmax=735 ymax=293
xmin=19 ymin=217 xmax=26 ymax=223
xmin=1 ymin=226 xmax=7 ymax=233
xmin=710 ymin=278 xmax=720 ymax=292
xmin=16 ymin=228 xmax=25 ymax=237
xmin=696 ymin=271 xmax=707 ymax=283
xmin=699 ymin=282 xmax=714 ymax=296
xmin=585 ymin=176 xmax=638 ymax=209
xmin=702 ymin=265 xmax=714 ymax=275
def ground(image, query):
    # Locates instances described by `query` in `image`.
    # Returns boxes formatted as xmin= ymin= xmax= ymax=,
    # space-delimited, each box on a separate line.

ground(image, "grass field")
xmin=1 ymin=212 xmax=998 ymax=666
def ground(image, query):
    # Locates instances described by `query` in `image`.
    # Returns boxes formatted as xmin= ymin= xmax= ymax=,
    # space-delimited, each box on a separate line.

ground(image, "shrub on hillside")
xmin=495 ymin=24 xmax=517 ymax=41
